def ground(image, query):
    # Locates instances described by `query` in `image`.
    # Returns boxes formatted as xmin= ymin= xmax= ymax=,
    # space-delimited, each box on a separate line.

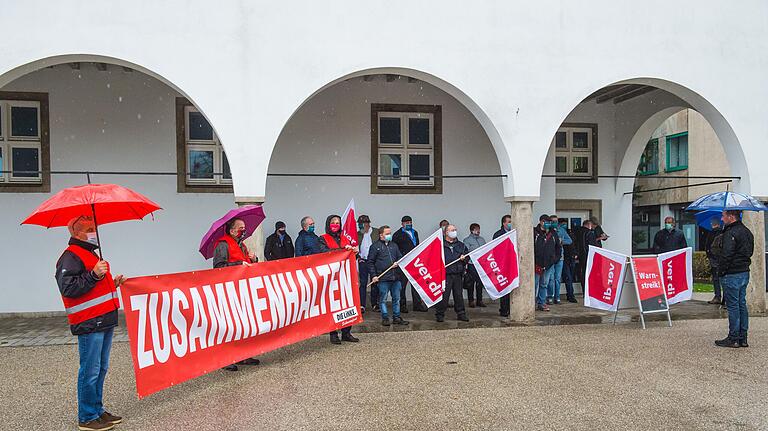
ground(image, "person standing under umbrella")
xmin=56 ymin=216 xmax=124 ymax=431
xmin=212 ymin=217 xmax=261 ymax=370
xmin=317 ymin=214 xmax=360 ymax=344
xmin=715 ymin=210 xmax=754 ymax=348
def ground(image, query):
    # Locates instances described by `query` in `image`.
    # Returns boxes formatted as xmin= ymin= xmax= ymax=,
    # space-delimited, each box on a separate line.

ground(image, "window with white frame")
xmin=553 ymin=124 xmax=597 ymax=181
xmin=0 ymin=100 xmax=42 ymax=184
xmin=181 ymin=105 xmax=231 ymax=187
xmin=372 ymin=104 xmax=441 ymax=193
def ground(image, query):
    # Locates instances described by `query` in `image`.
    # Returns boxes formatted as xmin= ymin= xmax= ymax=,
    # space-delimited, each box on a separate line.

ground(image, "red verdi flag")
xmin=630 ymin=255 xmax=669 ymax=313
xmin=119 ymin=250 xmax=361 ymax=398
xmin=657 ymin=247 xmax=693 ymax=305
xmin=397 ymin=229 xmax=445 ymax=308
xmin=584 ymin=246 xmax=628 ymax=311
xmin=468 ymin=229 xmax=519 ymax=299
xmin=341 ymin=199 xmax=358 ymax=247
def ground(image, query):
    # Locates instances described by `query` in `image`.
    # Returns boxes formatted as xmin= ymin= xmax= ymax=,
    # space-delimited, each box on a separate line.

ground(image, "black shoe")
xmin=372 ymin=304 xmax=380 ymax=312
xmin=457 ymin=314 xmax=469 ymax=322
xmin=342 ymin=334 xmax=359 ymax=343
xmin=401 ymin=306 xmax=409 ymax=313
xmin=381 ymin=318 xmax=391 ymax=326
xmin=740 ymin=332 xmax=749 ymax=348
xmin=714 ymin=336 xmax=739 ymax=348
xmin=330 ymin=334 xmax=342 ymax=345
xmin=567 ymin=297 xmax=578 ymax=303
xmin=414 ymin=305 xmax=429 ymax=312
xmin=237 ymin=358 xmax=260 ymax=366
xmin=468 ymin=300 xmax=476 ymax=308
xmin=477 ymin=302 xmax=487 ymax=308
xmin=707 ymin=297 xmax=722 ymax=304
xmin=500 ymin=313 xmax=509 ymax=318
xmin=436 ymin=315 xmax=445 ymax=322
xmin=393 ymin=316 xmax=410 ymax=325
xmin=360 ymin=306 xmax=366 ymax=314
xmin=222 ymin=364 xmax=239 ymax=371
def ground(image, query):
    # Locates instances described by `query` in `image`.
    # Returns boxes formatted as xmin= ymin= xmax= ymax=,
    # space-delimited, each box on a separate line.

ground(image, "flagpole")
xmin=366 ymin=261 xmax=400 ymax=288
xmin=445 ymin=255 xmax=466 ymax=268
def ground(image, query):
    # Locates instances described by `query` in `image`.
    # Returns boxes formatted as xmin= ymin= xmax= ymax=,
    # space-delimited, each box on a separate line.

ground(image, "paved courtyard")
xmin=1 ymin=317 xmax=766 ymax=430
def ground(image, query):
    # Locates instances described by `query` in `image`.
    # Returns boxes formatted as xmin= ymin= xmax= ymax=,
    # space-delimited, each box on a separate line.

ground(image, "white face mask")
xmin=85 ymin=232 xmax=99 ymax=246
xmin=447 ymin=230 xmax=458 ymax=239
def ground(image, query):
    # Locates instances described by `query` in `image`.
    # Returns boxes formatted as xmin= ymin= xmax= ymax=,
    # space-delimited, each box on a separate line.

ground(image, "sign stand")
xmin=613 ymin=256 xmax=672 ymax=329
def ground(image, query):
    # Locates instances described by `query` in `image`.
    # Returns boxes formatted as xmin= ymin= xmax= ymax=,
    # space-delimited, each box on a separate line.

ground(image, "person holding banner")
xmin=393 ymin=216 xmax=429 ymax=312
xmin=715 ymin=210 xmax=754 ymax=348
xmin=213 ymin=217 xmax=261 ymax=371
xmin=436 ymin=225 xmax=470 ymax=322
xmin=368 ymin=225 xmax=409 ymax=326
xmin=463 ymin=223 xmax=487 ymax=307
xmin=56 ymin=216 xmax=125 ymax=431
xmin=494 ymin=214 xmax=514 ymax=317
xmin=318 ymin=214 xmax=361 ymax=344
xmin=357 ymin=214 xmax=378 ymax=312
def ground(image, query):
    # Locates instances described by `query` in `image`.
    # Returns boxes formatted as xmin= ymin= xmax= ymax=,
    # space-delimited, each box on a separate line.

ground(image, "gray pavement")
xmin=1 ymin=318 xmax=766 ymax=430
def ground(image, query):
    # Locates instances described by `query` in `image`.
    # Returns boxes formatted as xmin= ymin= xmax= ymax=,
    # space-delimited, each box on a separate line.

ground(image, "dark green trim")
xmin=665 ymin=132 xmax=688 ymax=172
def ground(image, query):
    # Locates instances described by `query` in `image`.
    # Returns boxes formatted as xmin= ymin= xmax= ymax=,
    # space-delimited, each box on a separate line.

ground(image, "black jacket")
xmin=718 ymin=220 xmax=754 ymax=276
xmin=367 ymin=240 xmax=402 ymax=282
xmin=492 ymin=227 xmax=508 ymax=240
xmin=392 ymin=227 xmax=420 ymax=254
xmin=573 ymin=226 xmax=598 ymax=256
xmin=264 ymin=230 xmax=294 ymax=261
xmin=55 ymin=238 xmax=118 ymax=336
xmin=704 ymin=227 xmax=723 ymax=264
xmin=652 ymin=228 xmax=688 ymax=254
xmin=534 ymin=226 xmax=561 ymax=268
xmin=444 ymin=238 xmax=469 ymax=275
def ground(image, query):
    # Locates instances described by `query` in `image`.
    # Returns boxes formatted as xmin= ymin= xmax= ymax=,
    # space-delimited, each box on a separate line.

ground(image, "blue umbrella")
xmin=686 ymin=191 xmax=768 ymax=212
xmin=694 ymin=210 xmax=723 ymax=231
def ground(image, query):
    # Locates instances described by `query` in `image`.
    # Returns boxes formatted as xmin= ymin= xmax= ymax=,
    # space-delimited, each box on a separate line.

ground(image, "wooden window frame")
xmin=0 ymin=91 xmax=50 ymax=193
xmin=554 ymin=122 xmax=598 ymax=184
xmin=176 ymin=97 xmax=233 ymax=193
xmin=371 ymin=103 xmax=442 ymax=194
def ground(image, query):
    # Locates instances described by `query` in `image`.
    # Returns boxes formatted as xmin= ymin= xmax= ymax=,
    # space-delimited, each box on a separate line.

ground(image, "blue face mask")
xmin=357 ymin=223 xmax=364 ymax=230
xmin=505 ymin=223 xmax=512 ymax=231
xmin=384 ymin=234 xmax=393 ymax=242
xmin=308 ymin=225 xmax=315 ymax=233
xmin=405 ymin=224 xmax=413 ymax=231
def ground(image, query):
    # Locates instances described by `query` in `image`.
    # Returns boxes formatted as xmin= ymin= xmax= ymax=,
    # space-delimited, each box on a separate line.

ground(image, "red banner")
xmin=584 ymin=246 xmax=628 ymax=311
xmin=341 ymin=199 xmax=358 ymax=247
xmin=468 ymin=229 xmax=519 ymax=299
xmin=657 ymin=247 xmax=693 ymax=305
xmin=398 ymin=229 xmax=445 ymax=307
xmin=630 ymin=256 xmax=669 ymax=312
xmin=120 ymin=250 xmax=360 ymax=398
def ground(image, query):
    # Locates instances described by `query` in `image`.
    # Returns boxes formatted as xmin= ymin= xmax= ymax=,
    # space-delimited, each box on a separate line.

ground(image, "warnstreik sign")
xmin=120 ymin=250 xmax=361 ymax=398
xmin=630 ymin=256 xmax=669 ymax=313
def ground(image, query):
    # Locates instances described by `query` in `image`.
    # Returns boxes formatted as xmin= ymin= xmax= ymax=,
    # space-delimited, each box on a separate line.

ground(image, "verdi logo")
xmin=603 ymin=261 xmax=616 ymax=302
xmin=665 ymin=259 xmax=674 ymax=294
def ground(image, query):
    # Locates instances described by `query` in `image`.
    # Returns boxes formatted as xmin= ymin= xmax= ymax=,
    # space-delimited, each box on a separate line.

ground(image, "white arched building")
xmin=1 ymin=0 xmax=765 ymax=320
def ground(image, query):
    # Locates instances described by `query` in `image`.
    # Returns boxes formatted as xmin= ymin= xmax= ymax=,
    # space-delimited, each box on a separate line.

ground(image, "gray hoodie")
xmin=463 ymin=233 xmax=487 ymax=264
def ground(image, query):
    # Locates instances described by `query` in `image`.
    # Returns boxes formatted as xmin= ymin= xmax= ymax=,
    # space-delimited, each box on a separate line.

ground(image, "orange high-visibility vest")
xmin=61 ymin=245 xmax=119 ymax=325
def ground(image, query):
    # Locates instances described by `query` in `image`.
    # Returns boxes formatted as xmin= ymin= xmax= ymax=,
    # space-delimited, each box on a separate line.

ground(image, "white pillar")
xmin=742 ymin=211 xmax=766 ymax=314
xmin=236 ymin=196 xmax=266 ymax=263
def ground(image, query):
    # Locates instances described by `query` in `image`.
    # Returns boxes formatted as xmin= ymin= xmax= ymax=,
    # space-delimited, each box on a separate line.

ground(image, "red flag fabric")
xmin=341 ymin=199 xmax=358 ymax=247
xmin=397 ymin=229 xmax=445 ymax=307
xmin=657 ymin=247 xmax=693 ymax=305
xmin=630 ymin=255 xmax=669 ymax=313
xmin=120 ymin=250 xmax=360 ymax=398
xmin=584 ymin=246 xmax=628 ymax=311
xmin=467 ymin=229 xmax=519 ymax=299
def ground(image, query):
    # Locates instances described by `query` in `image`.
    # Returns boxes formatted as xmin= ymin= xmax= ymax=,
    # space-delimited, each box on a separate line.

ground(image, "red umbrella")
xmin=21 ymin=183 xmax=162 ymax=256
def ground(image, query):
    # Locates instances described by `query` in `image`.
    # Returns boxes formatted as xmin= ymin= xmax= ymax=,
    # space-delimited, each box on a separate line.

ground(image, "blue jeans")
xmin=535 ymin=265 xmax=554 ymax=306
xmin=77 ymin=327 xmax=114 ymax=423
xmin=721 ymin=272 xmax=749 ymax=339
xmin=547 ymin=260 xmax=564 ymax=301
xmin=378 ymin=280 xmax=402 ymax=319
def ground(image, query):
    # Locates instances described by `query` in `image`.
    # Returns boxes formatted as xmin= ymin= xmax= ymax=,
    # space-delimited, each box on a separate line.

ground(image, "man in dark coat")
xmin=436 ymin=224 xmax=469 ymax=322
xmin=392 ymin=215 xmax=428 ymax=312
xmin=264 ymin=221 xmax=294 ymax=261
xmin=294 ymin=216 xmax=320 ymax=257
xmin=494 ymin=214 xmax=513 ymax=317
xmin=652 ymin=216 xmax=688 ymax=254
xmin=368 ymin=225 xmax=409 ymax=326
xmin=715 ymin=210 xmax=754 ymax=348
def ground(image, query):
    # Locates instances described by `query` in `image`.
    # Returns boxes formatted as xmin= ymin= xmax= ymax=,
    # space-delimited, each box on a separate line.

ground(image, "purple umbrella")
xmin=199 ymin=205 xmax=266 ymax=259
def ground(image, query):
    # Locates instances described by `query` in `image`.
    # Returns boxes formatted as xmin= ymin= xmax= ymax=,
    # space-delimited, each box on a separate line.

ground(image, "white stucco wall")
xmin=264 ymin=76 xmax=508 ymax=241
xmin=0 ymin=66 xmax=235 ymax=313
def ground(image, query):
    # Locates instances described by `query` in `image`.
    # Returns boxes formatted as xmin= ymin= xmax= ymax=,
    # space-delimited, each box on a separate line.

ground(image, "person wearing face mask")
xmin=368 ymin=225 xmax=409 ymax=326
xmin=493 ymin=214 xmax=513 ymax=317
xmin=436 ymin=224 xmax=469 ymax=322
xmin=213 ymin=218 xmax=257 ymax=269
xmin=356 ymin=215 xmax=378 ymax=312
xmin=546 ymin=215 xmax=572 ymax=305
xmin=55 ymin=216 xmax=125 ymax=431
xmin=652 ymin=216 xmax=688 ymax=254
xmin=558 ymin=218 xmax=579 ymax=303
xmin=439 ymin=219 xmax=450 ymax=231
xmin=264 ymin=221 xmax=294 ymax=261
xmin=294 ymin=216 xmax=321 ymax=257
xmin=576 ymin=219 xmax=599 ymax=294
xmin=213 ymin=217 xmax=261 ymax=371
xmin=463 ymin=223 xmax=487 ymax=307
xmin=392 ymin=215 xmax=429 ymax=313
xmin=704 ymin=218 xmax=725 ymax=305
xmin=318 ymin=214 xmax=361 ymax=344
xmin=534 ymin=214 xmax=562 ymax=312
